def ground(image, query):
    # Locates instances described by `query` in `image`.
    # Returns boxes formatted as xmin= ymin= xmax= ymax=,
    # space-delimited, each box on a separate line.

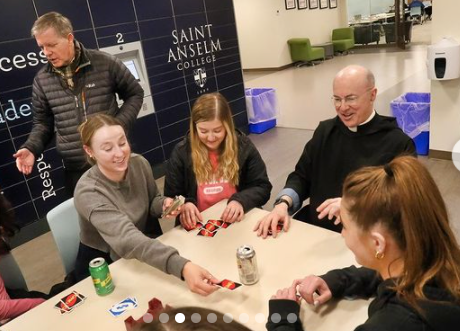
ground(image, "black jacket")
xmin=286 ymin=113 xmax=415 ymax=229
xmin=22 ymin=41 xmax=144 ymax=170
xmin=267 ymin=266 xmax=460 ymax=331
xmin=164 ymin=130 xmax=272 ymax=212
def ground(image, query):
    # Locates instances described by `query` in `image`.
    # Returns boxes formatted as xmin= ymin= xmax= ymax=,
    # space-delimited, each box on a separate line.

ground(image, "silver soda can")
xmin=236 ymin=245 xmax=259 ymax=285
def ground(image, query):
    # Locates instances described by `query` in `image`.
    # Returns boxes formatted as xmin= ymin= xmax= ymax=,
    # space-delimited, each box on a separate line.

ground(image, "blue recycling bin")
xmin=390 ymin=93 xmax=430 ymax=155
xmin=245 ymin=88 xmax=279 ymax=134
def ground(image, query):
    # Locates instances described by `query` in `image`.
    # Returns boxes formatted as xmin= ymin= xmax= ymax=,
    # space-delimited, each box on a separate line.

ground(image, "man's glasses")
xmin=331 ymin=88 xmax=374 ymax=107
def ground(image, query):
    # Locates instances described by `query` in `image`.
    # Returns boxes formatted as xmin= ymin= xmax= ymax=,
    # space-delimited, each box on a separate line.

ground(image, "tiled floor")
xmin=11 ymin=19 xmax=460 ymax=294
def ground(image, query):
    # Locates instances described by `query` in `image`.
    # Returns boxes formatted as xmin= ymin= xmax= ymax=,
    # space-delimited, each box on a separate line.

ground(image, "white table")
xmin=3 ymin=201 xmax=369 ymax=331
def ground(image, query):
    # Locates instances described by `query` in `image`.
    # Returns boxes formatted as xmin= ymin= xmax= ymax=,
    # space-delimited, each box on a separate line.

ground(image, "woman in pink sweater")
xmin=0 ymin=193 xmax=46 ymax=323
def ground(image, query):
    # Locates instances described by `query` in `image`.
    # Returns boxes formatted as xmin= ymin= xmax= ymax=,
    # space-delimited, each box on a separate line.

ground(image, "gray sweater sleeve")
xmin=75 ymin=188 xmax=188 ymax=279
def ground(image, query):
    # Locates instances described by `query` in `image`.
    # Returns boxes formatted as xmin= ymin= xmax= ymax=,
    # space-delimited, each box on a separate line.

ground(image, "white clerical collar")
xmin=348 ymin=110 xmax=376 ymax=132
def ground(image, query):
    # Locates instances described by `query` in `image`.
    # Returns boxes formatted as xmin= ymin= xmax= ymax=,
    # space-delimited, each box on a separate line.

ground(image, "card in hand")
xmin=216 ymin=279 xmax=242 ymax=290
xmin=268 ymin=221 xmax=283 ymax=235
xmin=197 ymin=228 xmax=217 ymax=237
xmin=162 ymin=195 xmax=185 ymax=218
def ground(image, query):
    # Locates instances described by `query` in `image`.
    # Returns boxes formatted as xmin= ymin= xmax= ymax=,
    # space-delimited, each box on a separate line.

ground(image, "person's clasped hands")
xmin=271 ymin=275 xmax=333 ymax=307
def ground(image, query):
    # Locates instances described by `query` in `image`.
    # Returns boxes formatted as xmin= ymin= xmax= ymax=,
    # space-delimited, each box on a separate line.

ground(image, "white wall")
xmin=430 ymin=0 xmax=460 ymax=154
xmin=234 ymin=0 xmax=346 ymax=69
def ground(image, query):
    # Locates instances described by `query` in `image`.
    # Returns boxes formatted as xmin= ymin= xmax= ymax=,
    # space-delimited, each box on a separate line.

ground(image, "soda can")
xmin=236 ymin=245 xmax=259 ymax=285
xmin=89 ymin=257 xmax=115 ymax=296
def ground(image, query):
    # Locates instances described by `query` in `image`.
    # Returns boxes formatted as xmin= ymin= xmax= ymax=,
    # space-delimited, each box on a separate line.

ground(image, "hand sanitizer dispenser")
xmin=427 ymin=38 xmax=460 ymax=80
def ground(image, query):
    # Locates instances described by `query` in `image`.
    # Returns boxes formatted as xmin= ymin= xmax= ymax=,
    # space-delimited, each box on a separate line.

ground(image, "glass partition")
xmin=348 ymin=0 xmax=406 ymax=47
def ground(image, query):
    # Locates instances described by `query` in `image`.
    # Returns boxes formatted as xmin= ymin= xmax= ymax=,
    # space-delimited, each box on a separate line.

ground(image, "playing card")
xmin=216 ymin=279 xmax=243 ymax=290
xmin=208 ymin=219 xmax=232 ymax=229
xmin=207 ymin=219 xmax=224 ymax=227
xmin=183 ymin=221 xmax=204 ymax=232
xmin=162 ymin=195 xmax=185 ymax=218
xmin=202 ymin=222 xmax=220 ymax=232
xmin=197 ymin=228 xmax=217 ymax=237
xmin=220 ymin=221 xmax=232 ymax=229
xmin=54 ymin=291 xmax=86 ymax=314
xmin=268 ymin=221 xmax=283 ymax=235
xmin=108 ymin=297 xmax=138 ymax=317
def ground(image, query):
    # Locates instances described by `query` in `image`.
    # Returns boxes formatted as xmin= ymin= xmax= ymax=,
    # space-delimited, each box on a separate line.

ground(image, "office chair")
xmin=287 ymin=38 xmax=325 ymax=67
xmin=410 ymin=7 xmax=423 ymax=25
xmin=0 ymin=253 xmax=28 ymax=290
xmin=331 ymin=28 xmax=355 ymax=54
xmin=46 ymin=198 xmax=80 ymax=275
xmin=354 ymin=24 xmax=380 ymax=45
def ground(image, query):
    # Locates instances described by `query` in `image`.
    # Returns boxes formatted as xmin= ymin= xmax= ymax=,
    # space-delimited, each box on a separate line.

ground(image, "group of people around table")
xmin=2 ymin=10 xmax=459 ymax=331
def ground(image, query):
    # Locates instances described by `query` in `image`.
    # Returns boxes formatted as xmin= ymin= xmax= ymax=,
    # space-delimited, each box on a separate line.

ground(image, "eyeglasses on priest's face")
xmin=331 ymin=87 xmax=374 ymax=108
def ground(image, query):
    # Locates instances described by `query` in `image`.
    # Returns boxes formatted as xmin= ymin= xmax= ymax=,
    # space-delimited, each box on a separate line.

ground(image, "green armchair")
xmin=332 ymin=28 xmax=355 ymax=53
xmin=287 ymin=38 xmax=325 ymax=67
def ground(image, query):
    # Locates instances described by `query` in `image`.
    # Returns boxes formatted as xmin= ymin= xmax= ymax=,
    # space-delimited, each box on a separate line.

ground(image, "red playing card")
xmin=220 ymin=221 xmax=232 ymax=228
xmin=208 ymin=219 xmax=224 ymax=227
xmin=197 ymin=229 xmax=217 ymax=237
xmin=54 ymin=291 xmax=84 ymax=313
xmin=203 ymin=222 xmax=219 ymax=232
xmin=183 ymin=221 xmax=205 ymax=232
xmin=216 ymin=279 xmax=242 ymax=290
xmin=268 ymin=221 xmax=283 ymax=235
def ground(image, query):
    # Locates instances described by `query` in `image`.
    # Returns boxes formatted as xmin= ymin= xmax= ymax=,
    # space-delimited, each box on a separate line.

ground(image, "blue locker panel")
xmin=160 ymin=118 xmax=189 ymax=145
xmin=0 ymin=163 xmax=27 ymax=190
xmin=0 ymin=0 xmax=37 ymax=42
xmin=88 ymin=0 xmax=136 ymax=27
xmin=142 ymin=146 xmax=165 ymax=167
xmin=130 ymin=113 xmax=162 ymax=154
xmin=138 ymin=18 xmax=174 ymax=40
xmin=96 ymin=23 xmax=140 ymax=48
xmin=152 ymin=86 xmax=189 ymax=112
xmin=34 ymin=0 xmax=93 ymax=31
xmin=156 ymin=103 xmax=190 ymax=129
xmin=133 ymin=0 xmax=172 ymax=21
xmin=172 ymin=0 xmax=204 ymax=15
xmin=0 ymin=39 xmax=46 ymax=92
xmin=12 ymin=202 xmax=39 ymax=228
xmin=205 ymin=0 xmax=234 ymax=11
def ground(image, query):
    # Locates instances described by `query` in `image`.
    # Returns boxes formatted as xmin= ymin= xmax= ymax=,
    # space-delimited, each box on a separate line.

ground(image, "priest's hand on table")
xmin=253 ymin=203 xmax=290 ymax=239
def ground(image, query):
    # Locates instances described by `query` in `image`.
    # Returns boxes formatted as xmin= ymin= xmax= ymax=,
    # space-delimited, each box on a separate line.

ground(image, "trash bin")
xmin=245 ymin=88 xmax=279 ymax=134
xmin=390 ymin=92 xmax=430 ymax=155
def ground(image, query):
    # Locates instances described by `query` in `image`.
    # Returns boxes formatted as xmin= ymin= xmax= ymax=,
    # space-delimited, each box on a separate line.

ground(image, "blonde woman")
xmin=74 ymin=114 xmax=218 ymax=296
xmin=165 ymin=92 xmax=272 ymax=229
xmin=268 ymin=156 xmax=460 ymax=330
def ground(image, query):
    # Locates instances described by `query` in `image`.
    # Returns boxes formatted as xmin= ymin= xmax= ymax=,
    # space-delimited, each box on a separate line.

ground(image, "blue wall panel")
xmin=0 ymin=0 xmax=247 ymax=243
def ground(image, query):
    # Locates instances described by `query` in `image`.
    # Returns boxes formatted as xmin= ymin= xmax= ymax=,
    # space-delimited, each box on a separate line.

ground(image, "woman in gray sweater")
xmin=74 ymin=114 xmax=218 ymax=296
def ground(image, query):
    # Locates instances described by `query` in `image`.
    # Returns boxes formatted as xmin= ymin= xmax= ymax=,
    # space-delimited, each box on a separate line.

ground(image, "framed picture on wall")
xmin=320 ymin=0 xmax=328 ymax=9
xmin=285 ymin=0 xmax=296 ymax=10
xmin=329 ymin=0 xmax=337 ymax=9
xmin=309 ymin=0 xmax=319 ymax=9
xmin=297 ymin=0 xmax=308 ymax=9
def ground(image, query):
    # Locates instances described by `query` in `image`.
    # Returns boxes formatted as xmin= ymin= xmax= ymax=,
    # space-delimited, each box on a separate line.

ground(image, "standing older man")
xmin=13 ymin=12 xmax=143 ymax=196
xmin=254 ymin=65 xmax=415 ymax=237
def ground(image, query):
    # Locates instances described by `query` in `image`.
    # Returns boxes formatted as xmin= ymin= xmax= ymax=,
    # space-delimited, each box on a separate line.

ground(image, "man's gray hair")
xmin=31 ymin=12 xmax=73 ymax=38
xmin=365 ymin=69 xmax=375 ymax=89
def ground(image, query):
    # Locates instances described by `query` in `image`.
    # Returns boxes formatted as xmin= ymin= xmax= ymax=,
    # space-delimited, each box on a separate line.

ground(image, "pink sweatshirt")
xmin=0 ymin=275 xmax=45 ymax=321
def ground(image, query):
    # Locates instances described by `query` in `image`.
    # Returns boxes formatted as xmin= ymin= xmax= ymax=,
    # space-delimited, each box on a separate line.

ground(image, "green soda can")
xmin=89 ymin=257 xmax=115 ymax=296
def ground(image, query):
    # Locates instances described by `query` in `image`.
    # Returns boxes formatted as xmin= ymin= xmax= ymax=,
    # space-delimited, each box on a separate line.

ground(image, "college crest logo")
xmin=194 ymin=67 xmax=207 ymax=88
